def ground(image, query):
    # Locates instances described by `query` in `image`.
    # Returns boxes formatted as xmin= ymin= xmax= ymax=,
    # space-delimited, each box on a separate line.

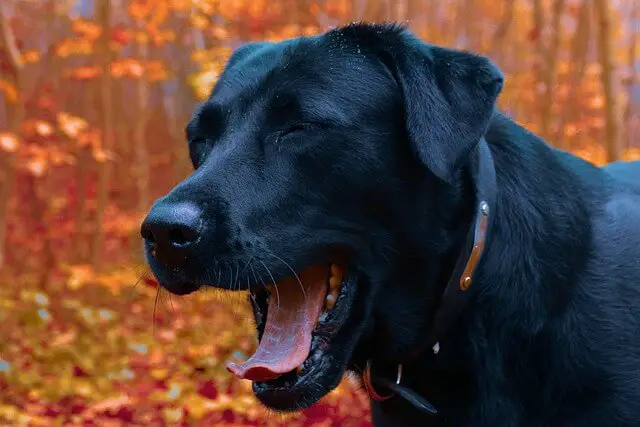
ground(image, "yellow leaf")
xmin=181 ymin=393 xmax=217 ymax=420
xmin=188 ymin=70 xmax=219 ymax=100
xmin=0 ymin=79 xmax=19 ymax=104
xmin=622 ymin=148 xmax=640 ymax=162
xmin=150 ymin=368 xmax=169 ymax=379
xmin=0 ymin=132 xmax=20 ymax=153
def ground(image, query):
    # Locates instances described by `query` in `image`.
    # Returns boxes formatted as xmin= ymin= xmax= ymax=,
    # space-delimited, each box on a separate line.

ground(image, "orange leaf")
xmin=131 ymin=61 xmax=145 ymax=78
xmin=34 ymin=121 xmax=54 ymax=137
xmin=57 ymin=112 xmax=89 ymax=138
xmin=146 ymin=60 xmax=168 ymax=81
xmin=55 ymin=38 xmax=94 ymax=57
xmin=0 ymin=132 xmax=20 ymax=153
xmin=590 ymin=95 xmax=605 ymax=109
xmin=77 ymin=129 xmax=101 ymax=148
xmin=128 ymin=0 xmax=154 ymax=21
xmin=170 ymin=0 xmax=191 ymax=12
xmin=72 ymin=19 xmax=102 ymax=41
xmin=0 ymin=79 xmax=19 ymax=104
xmin=622 ymin=148 xmax=640 ymax=162
xmin=92 ymin=148 xmax=110 ymax=163
xmin=21 ymin=50 xmax=41 ymax=64
xmin=191 ymin=14 xmax=209 ymax=30
xmin=26 ymin=157 xmax=48 ymax=177
xmin=66 ymin=65 xmax=102 ymax=81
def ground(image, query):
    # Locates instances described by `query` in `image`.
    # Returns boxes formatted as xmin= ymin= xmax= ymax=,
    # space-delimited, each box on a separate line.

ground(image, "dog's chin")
xmin=247 ymin=267 xmax=362 ymax=412
xmin=145 ymin=253 xmax=202 ymax=295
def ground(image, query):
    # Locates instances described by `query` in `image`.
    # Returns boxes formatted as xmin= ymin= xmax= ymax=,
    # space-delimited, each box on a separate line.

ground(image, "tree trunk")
xmin=622 ymin=0 xmax=637 ymax=151
xmin=532 ymin=0 xmax=546 ymax=82
xmin=555 ymin=0 xmax=591 ymax=150
xmin=491 ymin=0 xmax=515 ymax=64
xmin=0 ymin=3 xmax=24 ymax=271
xmin=539 ymin=0 xmax=567 ymax=142
xmin=91 ymin=0 xmax=114 ymax=270
xmin=134 ymin=38 xmax=150 ymax=216
xmin=594 ymin=0 xmax=621 ymax=162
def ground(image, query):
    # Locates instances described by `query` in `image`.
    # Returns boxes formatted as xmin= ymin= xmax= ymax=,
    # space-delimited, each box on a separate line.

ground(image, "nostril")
xmin=168 ymin=224 xmax=200 ymax=246
xmin=140 ymin=224 xmax=157 ymax=244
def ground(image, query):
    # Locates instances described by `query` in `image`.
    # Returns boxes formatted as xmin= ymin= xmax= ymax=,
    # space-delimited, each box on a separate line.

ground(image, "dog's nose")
xmin=141 ymin=200 xmax=203 ymax=263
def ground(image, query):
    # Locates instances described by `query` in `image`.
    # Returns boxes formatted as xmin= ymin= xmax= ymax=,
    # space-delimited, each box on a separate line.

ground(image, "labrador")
xmin=141 ymin=23 xmax=640 ymax=427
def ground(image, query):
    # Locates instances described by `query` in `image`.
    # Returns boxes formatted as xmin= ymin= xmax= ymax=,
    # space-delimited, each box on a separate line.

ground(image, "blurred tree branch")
xmin=91 ymin=0 xmax=114 ymax=270
xmin=0 ymin=2 xmax=24 ymax=270
xmin=556 ymin=0 xmax=591 ymax=149
xmin=594 ymin=0 xmax=621 ymax=162
xmin=539 ymin=0 xmax=567 ymax=142
xmin=622 ymin=0 xmax=637 ymax=150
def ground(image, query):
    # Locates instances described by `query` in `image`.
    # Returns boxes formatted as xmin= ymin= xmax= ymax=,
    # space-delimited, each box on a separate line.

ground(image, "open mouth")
xmin=226 ymin=262 xmax=357 ymax=408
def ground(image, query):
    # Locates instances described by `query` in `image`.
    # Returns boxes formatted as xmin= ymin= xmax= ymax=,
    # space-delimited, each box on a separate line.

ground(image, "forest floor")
xmin=0 ymin=266 xmax=372 ymax=426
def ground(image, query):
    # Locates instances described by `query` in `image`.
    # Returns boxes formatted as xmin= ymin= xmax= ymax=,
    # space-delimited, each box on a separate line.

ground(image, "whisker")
xmin=233 ymin=261 xmax=240 ymax=291
xmin=126 ymin=266 xmax=149 ymax=298
xmin=233 ymin=261 xmax=242 ymax=319
xmin=240 ymin=255 xmax=255 ymax=275
xmin=268 ymin=252 xmax=306 ymax=303
xmin=152 ymin=287 xmax=161 ymax=336
xmin=227 ymin=264 xmax=233 ymax=289
xmin=259 ymin=260 xmax=280 ymax=311
xmin=168 ymin=294 xmax=175 ymax=312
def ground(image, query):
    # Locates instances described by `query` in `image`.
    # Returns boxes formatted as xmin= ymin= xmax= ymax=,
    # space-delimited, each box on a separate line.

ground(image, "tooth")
xmin=329 ymin=277 xmax=340 ymax=291
xmin=325 ymin=294 xmax=337 ymax=310
xmin=330 ymin=264 xmax=343 ymax=281
xmin=296 ymin=366 xmax=303 ymax=376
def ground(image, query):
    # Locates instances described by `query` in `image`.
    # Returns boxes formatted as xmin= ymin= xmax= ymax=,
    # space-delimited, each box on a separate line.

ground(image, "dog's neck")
xmin=366 ymin=113 xmax=596 ymax=425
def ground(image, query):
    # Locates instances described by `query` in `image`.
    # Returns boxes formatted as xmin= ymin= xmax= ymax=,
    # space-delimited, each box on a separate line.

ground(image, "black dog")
xmin=141 ymin=23 xmax=640 ymax=426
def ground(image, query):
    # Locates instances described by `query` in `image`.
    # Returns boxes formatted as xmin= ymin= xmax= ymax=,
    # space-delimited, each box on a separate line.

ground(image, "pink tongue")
xmin=226 ymin=265 xmax=328 ymax=381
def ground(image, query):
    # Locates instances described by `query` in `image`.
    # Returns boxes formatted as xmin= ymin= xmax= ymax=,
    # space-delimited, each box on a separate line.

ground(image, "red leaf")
xmin=197 ymin=380 xmax=218 ymax=400
xmin=73 ymin=365 xmax=90 ymax=377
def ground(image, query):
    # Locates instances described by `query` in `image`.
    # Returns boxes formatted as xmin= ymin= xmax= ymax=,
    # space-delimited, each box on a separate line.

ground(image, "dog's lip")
xmin=160 ymin=281 xmax=201 ymax=295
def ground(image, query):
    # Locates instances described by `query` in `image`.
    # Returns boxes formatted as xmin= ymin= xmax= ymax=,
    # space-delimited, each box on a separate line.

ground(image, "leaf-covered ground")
xmin=0 ymin=267 xmax=372 ymax=426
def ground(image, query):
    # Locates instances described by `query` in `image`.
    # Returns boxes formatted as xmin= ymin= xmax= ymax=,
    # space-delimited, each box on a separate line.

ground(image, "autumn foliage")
xmin=0 ymin=0 xmax=638 ymax=425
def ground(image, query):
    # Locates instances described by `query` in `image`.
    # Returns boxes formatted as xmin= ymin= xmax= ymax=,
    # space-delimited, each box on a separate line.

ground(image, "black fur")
xmin=142 ymin=23 xmax=640 ymax=426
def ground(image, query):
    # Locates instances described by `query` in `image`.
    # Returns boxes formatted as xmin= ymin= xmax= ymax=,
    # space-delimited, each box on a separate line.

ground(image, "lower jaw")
xmin=249 ymin=270 xmax=362 ymax=410
xmin=252 ymin=357 xmax=344 ymax=411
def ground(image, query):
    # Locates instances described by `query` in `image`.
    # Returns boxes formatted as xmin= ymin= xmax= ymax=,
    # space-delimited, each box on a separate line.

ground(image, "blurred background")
xmin=0 ymin=0 xmax=638 ymax=425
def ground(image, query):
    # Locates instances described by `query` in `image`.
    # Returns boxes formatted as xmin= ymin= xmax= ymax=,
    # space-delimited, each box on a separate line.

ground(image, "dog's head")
xmin=141 ymin=23 xmax=503 ymax=411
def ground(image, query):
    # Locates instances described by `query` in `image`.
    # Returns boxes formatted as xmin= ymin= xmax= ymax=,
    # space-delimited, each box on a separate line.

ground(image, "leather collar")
xmin=364 ymin=138 xmax=498 ymax=415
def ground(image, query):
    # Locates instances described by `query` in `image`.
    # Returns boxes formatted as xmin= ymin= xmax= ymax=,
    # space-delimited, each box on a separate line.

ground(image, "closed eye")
xmin=279 ymin=122 xmax=322 ymax=140
xmin=189 ymin=138 xmax=211 ymax=168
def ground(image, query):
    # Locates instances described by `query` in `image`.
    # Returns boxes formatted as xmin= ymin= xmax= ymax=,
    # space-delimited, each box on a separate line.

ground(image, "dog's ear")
xmin=384 ymin=28 xmax=504 ymax=183
xmin=225 ymin=41 xmax=273 ymax=70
